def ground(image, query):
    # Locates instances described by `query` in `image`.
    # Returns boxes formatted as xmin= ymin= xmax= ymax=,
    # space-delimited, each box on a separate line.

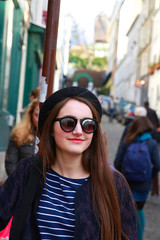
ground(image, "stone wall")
xmin=0 ymin=152 xmax=7 ymax=182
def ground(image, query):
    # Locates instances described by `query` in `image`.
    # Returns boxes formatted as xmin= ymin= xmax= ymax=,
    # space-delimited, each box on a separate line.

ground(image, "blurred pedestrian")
xmin=108 ymin=95 xmax=115 ymax=122
xmin=20 ymin=87 xmax=40 ymax=118
xmin=5 ymin=98 xmax=39 ymax=176
xmin=119 ymin=106 xmax=158 ymax=145
xmin=114 ymin=117 xmax=160 ymax=240
xmin=29 ymin=87 xmax=40 ymax=102
xmin=144 ymin=101 xmax=160 ymax=196
xmin=144 ymin=101 xmax=159 ymax=128
xmin=0 ymin=87 xmax=137 ymax=240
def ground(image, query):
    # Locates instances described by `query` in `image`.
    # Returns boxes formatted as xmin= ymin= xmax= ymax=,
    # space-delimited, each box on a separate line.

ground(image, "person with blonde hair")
xmin=29 ymin=87 xmax=40 ymax=101
xmin=5 ymin=98 xmax=39 ymax=176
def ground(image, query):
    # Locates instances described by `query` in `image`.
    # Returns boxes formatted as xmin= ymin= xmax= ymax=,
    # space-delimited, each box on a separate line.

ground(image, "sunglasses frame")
xmin=53 ymin=116 xmax=98 ymax=133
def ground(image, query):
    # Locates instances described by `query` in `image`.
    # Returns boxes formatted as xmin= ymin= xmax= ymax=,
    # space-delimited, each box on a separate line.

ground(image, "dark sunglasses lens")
xmin=82 ymin=119 xmax=97 ymax=133
xmin=61 ymin=118 xmax=75 ymax=132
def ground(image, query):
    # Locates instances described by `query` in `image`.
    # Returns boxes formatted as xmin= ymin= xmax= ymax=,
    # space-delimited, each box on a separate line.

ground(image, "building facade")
xmin=108 ymin=0 xmax=160 ymax=109
xmin=0 ymin=0 xmax=71 ymax=151
xmin=148 ymin=0 xmax=160 ymax=114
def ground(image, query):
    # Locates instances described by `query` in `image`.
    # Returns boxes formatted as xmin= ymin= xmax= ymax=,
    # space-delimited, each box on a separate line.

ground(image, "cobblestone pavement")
xmin=101 ymin=114 xmax=160 ymax=240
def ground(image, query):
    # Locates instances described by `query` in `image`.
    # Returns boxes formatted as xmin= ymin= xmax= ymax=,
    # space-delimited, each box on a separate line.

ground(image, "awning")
xmin=29 ymin=22 xmax=45 ymax=34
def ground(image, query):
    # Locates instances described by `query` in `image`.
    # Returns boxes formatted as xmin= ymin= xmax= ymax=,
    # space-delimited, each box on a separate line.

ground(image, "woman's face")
xmin=32 ymin=104 xmax=39 ymax=127
xmin=52 ymin=99 xmax=94 ymax=157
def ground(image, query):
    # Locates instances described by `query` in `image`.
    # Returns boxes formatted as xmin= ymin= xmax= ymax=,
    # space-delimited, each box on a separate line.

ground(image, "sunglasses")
xmin=53 ymin=117 xmax=98 ymax=133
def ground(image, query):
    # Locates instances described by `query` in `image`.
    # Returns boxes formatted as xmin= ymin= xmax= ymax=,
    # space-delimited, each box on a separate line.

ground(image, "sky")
xmin=60 ymin=0 xmax=117 ymax=44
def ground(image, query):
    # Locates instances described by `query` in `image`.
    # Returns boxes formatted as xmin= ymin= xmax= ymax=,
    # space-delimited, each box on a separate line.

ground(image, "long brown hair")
xmin=40 ymin=96 xmax=128 ymax=240
xmin=11 ymin=98 xmax=39 ymax=147
xmin=125 ymin=116 xmax=153 ymax=145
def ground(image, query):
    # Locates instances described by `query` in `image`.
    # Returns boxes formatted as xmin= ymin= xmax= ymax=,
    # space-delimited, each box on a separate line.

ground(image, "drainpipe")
xmin=16 ymin=26 xmax=28 ymax=124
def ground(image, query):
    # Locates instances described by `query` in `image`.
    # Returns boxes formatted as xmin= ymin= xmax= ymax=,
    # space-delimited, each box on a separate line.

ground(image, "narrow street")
xmin=101 ymin=114 xmax=160 ymax=240
xmin=101 ymin=114 xmax=125 ymax=165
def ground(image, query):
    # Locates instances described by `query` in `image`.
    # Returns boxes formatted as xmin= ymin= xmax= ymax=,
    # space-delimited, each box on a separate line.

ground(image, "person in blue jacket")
xmin=114 ymin=116 xmax=160 ymax=240
xmin=0 ymin=87 xmax=137 ymax=240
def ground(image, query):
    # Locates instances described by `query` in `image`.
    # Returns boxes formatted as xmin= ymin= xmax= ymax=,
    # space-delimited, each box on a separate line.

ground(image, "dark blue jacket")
xmin=5 ymin=139 xmax=35 ymax=176
xmin=114 ymin=138 xmax=160 ymax=192
xmin=0 ymin=156 xmax=137 ymax=240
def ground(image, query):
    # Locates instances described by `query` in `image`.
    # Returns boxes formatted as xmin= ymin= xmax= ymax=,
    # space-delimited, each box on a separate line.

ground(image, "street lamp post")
xmin=40 ymin=0 xmax=61 ymax=101
xmin=37 ymin=0 xmax=61 ymax=154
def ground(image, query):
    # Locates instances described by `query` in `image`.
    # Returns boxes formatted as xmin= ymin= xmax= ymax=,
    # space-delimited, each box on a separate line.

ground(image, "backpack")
xmin=121 ymin=141 xmax=152 ymax=182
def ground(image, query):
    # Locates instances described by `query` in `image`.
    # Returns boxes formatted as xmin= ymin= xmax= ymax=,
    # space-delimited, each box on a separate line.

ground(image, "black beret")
xmin=38 ymin=86 xmax=102 ymax=134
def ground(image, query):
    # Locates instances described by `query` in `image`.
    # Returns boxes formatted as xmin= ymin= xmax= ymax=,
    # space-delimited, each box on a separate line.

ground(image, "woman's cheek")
xmin=53 ymin=127 xmax=66 ymax=143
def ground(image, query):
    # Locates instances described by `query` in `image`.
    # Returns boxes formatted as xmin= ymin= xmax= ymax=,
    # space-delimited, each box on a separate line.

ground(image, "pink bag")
xmin=0 ymin=217 xmax=12 ymax=239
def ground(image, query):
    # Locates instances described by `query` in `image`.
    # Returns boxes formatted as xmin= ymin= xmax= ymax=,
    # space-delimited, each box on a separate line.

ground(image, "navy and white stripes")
xmin=37 ymin=168 xmax=88 ymax=240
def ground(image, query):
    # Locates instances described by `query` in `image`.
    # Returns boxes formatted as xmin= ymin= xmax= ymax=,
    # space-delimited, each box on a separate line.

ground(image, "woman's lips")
xmin=69 ymin=138 xmax=84 ymax=143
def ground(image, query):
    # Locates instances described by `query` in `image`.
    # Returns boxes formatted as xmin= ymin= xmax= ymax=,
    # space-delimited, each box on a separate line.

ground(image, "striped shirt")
xmin=37 ymin=168 xmax=88 ymax=240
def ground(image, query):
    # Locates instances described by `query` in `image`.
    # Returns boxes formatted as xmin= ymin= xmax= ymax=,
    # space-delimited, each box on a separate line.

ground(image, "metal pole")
xmin=40 ymin=0 xmax=61 ymax=102
xmin=36 ymin=0 xmax=61 ymax=154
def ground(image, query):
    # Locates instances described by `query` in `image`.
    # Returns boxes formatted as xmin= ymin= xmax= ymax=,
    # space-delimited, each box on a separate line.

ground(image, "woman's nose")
xmin=72 ymin=121 xmax=83 ymax=134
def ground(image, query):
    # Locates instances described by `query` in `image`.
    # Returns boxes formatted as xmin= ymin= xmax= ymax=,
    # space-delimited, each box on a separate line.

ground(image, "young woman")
xmin=114 ymin=116 xmax=160 ymax=240
xmin=0 ymin=87 xmax=137 ymax=240
xmin=5 ymin=98 xmax=39 ymax=176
